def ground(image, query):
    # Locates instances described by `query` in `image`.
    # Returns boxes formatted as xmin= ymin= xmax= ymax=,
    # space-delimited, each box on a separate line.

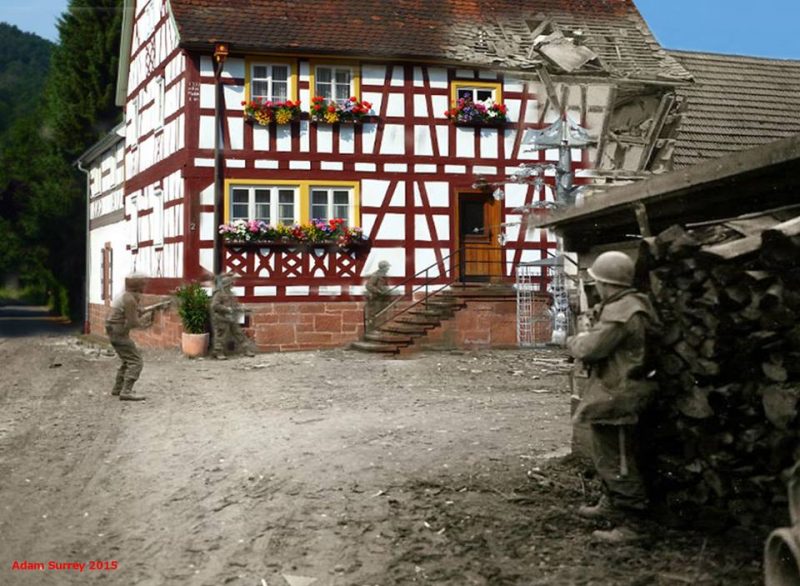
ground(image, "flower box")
xmin=224 ymin=240 xmax=370 ymax=253
xmin=445 ymin=98 xmax=508 ymax=125
xmin=309 ymin=96 xmax=375 ymax=124
xmin=219 ymin=219 xmax=369 ymax=249
xmin=453 ymin=120 xmax=511 ymax=129
xmin=242 ymin=99 xmax=302 ymax=126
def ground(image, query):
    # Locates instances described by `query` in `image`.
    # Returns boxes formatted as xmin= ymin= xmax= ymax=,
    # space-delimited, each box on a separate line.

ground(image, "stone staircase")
xmin=351 ymin=283 xmax=515 ymax=355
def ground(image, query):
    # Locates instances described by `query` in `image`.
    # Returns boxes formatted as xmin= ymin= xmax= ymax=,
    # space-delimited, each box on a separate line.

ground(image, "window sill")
xmin=450 ymin=120 xmax=511 ymax=128
xmin=309 ymin=116 xmax=379 ymax=125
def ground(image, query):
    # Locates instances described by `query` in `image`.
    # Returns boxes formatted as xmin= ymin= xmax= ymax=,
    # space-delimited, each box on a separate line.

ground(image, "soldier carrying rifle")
xmin=210 ymin=273 xmax=256 ymax=360
xmin=568 ymin=251 xmax=659 ymax=543
xmin=105 ymin=273 xmax=170 ymax=401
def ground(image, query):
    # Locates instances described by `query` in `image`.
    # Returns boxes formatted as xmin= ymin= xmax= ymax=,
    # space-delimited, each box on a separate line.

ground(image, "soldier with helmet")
xmin=364 ymin=260 xmax=391 ymax=331
xmin=105 ymin=274 xmax=157 ymax=401
xmin=567 ymin=250 xmax=660 ymax=543
xmin=210 ymin=273 xmax=256 ymax=360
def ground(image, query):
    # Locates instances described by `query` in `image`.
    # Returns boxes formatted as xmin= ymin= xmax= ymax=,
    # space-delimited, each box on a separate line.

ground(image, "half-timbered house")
xmin=87 ymin=0 xmax=700 ymax=351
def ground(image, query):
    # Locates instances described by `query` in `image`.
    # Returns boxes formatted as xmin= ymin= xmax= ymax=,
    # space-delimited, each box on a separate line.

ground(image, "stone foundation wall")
xmin=418 ymin=296 xmax=552 ymax=350
xmin=90 ymin=295 xmax=552 ymax=353
xmin=89 ymin=298 xmax=365 ymax=352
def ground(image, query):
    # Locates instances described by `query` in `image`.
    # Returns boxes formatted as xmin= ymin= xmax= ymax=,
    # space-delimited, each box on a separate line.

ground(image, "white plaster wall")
xmin=363 ymin=248 xmax=406 ymax=276
xmin=374 ymin=214 xmax=405 ymax=240
xmin=413 ymin=95 xmax=429 ymax=117
xmin=379 ymin=124 xmax=405 ymax=155
xmin=89 ymin=220 xmax=130 ymax=304
xmin=414 ymin=126 xmax=434 ymax=156
xmin=456 ymin=127 xmax=474 ymax=158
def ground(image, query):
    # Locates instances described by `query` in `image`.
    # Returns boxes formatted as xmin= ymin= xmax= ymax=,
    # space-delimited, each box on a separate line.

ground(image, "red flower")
xmin=327 ymin=105 xmax=336 ymax=113
xmin=349 ymin=96 xmax=357 ymax=102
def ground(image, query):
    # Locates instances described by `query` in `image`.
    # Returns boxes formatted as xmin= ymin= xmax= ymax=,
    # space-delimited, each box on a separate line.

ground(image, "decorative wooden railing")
xmin=223 ymin=241 xmax=370 ymax=286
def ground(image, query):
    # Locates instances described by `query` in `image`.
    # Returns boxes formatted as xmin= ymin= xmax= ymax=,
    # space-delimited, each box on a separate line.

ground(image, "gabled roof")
xmin=669 ymin=50 xmax=800 ymax=168
xmin=168 ymin=0 xmax=690 ymax=82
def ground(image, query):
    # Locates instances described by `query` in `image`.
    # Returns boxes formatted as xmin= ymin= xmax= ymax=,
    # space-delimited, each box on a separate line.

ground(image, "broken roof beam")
xmin=702 ymin=215 xmax=800 ymax=261
xmin=535 ymin=134 xmax=800 ymax=232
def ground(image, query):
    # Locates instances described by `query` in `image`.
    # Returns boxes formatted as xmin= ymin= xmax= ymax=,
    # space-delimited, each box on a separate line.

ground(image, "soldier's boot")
xmin=591 ymin=525 xmax=644 ymax=544
xmin=118 ymin=379 xmax=146 ymax=401
xmin=577 ymin=495 xmax=617 ymax=520
xmin=111 ymin=372 xmax=125 ymax=396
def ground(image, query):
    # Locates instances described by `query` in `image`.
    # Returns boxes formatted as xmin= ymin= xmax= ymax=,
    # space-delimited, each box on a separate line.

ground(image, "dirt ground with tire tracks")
xmin=0 ymin=335 xmax=767 ymax=585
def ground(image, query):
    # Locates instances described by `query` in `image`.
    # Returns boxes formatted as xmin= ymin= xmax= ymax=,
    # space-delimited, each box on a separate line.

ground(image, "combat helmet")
xmin=587 ymin=251 xmax=634 ymax=287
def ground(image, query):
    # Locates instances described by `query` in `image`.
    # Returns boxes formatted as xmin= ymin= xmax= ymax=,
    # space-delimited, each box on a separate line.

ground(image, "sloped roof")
xmin=669 ymin=50 xmax=800 ymax=168
xmin=535 ymin=134 xmax=800 ymax=251
xmin=168 ymin=0 xmax=690 ymax=81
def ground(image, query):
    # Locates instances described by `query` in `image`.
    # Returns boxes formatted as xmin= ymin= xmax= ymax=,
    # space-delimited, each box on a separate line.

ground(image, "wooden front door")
xmin=458 ymin=192 xmax=502 ymax=282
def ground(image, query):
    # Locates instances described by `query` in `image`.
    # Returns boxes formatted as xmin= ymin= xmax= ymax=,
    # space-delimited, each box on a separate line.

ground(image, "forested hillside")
xmin=0 ymin=24 xmax=52 ymax=141
xmin=0 ymin=1 xmax=122 ymax=318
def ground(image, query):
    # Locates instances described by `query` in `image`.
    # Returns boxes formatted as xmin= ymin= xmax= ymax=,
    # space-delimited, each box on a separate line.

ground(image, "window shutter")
xmin=152 ymin=188 xmax=164 ymax=247
xmin=100 ymin=248 xmax=106 ymax=301
xmin=129 ymin=194 xmax=139 ymax=250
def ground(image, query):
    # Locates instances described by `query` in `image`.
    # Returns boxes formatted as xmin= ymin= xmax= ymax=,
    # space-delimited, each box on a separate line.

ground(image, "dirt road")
xmin=0 ymin=336 xmax=765 ymax=585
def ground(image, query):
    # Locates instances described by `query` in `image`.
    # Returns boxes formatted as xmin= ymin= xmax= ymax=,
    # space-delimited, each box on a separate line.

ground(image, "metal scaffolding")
xmin=516 ymin=256 xmax=569 ymax=348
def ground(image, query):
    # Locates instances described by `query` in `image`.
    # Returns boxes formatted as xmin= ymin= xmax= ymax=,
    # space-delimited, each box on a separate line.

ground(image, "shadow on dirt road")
xmin=0 ymin=304 xmax=80 ymax=338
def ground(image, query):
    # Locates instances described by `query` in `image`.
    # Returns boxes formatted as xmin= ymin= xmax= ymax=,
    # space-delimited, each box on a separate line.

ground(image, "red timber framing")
xmin=121 ymin=3 xmax=590 ymax=305
xmin=181 ymin=58 xmax=578 ymax=303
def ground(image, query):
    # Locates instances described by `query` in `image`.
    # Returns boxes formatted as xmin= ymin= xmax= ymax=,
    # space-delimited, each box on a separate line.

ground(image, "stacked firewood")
xmin=637 ymin=214 xmax=800 ymax=526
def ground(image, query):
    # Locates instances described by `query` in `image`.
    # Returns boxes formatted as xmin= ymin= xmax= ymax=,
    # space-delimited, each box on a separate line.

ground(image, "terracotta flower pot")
xmin=181 ymin=332 xmax=209 ymax=358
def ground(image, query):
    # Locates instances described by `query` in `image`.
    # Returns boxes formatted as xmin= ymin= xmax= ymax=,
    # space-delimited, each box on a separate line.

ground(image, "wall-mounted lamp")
xmin=214 ymin=42 xmax=229 ymax=64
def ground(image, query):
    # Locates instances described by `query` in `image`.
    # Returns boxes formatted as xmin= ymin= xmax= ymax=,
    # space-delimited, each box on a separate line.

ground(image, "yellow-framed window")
xmin=244 ymin=58 xmax=299 ymax=103
xmin=450 ymin=80 xmax=503 ymax=105
xmin=228 ymin=184 xmax=300 ymax=225
xmin=224 ymin=179 xmax=360 ymax=226
xmin=309 ymin=60 xmax=361 ymax=104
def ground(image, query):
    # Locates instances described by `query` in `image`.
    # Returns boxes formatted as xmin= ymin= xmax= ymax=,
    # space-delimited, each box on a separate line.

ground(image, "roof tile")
xmin=169 ymin=0 xmax=690 ymax=81
xmin=669 ymin=50 xmax=800 ymax=168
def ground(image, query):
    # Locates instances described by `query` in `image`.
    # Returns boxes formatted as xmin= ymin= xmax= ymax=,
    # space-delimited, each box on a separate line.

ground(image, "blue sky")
xmin=1 ymin=0 xmax=799 ymax=59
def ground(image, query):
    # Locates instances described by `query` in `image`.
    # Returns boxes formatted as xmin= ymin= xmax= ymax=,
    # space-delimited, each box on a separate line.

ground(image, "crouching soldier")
xmin=364 ymin=260 xmax=391 ymax=332
xmin=105 ymin=274 xmax=158 ymax=401
xmin=567 ymin=251 xmax=659 ymax=543
xmin=210 ymin=273 xmax=256 ymax=360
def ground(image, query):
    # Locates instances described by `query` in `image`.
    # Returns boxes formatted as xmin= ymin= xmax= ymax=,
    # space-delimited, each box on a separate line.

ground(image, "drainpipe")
xmin=212 ymin=43 xmax=229 ymax=277
xmin=76 ymin=160 xmax=91 ymax=334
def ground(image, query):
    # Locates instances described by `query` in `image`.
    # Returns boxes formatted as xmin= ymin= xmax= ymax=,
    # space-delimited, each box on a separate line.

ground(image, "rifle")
xmin=140 ymin=299 xmax=172 ymax=315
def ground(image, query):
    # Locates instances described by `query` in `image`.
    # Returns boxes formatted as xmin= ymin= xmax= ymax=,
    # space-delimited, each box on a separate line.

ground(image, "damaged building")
xmin=79 ymin=0 xmax=800 ymax=352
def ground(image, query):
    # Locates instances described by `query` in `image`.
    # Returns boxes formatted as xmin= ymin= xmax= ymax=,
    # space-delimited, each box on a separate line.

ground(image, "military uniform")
xmin=568 ymin=288 xmax=658 ymax=512
xmin=210 ymin=283 xmax=253 ymax=358
xmin=105 ymin=290 xmax=151 ymax=400
xmin=364 ymin=263 xmax=390 ymax=331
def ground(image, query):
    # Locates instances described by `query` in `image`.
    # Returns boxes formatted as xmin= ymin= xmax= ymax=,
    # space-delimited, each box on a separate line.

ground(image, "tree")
xmin=0 ymin=0 xmax=123 ymax=315
xmin=45 ymin=0 xmax=122 ymax=160
xmin=0 ymin=23 xmax=52 ymax=140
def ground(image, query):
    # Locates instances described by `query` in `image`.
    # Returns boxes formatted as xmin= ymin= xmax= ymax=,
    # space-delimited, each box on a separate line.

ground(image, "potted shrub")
xmin=175 ymin=283 xmax=210 ymax=357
